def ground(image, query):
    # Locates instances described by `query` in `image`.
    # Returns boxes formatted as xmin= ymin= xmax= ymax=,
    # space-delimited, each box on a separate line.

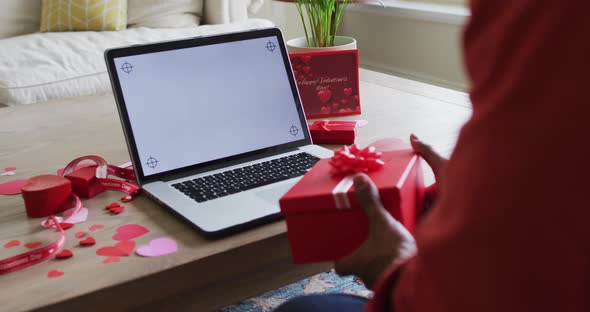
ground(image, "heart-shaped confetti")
xmin=89 ymin=224 xmax=104 ymax=231
xmin=62 ymin=207 xmax=89 ymax=224
xmin=60 ymin=223 xmax=74 ymax=230
xmin=121 ymin=195 xmax=133 ymax=203
xmin=24 ymin=242 xmax=42 ymax=249
xmin=55 ymin=249 xmax=73 ymax=259
xmin=79 ymin=237 xmax=96 ymax=246
xmin=106 ymin=202 xmax=120 ymax=209
xmin=136 ymin=238 xmax=178 ymax=257
xmin=47 ymin=270 xmax=64 ymax=278
xmin=107 ymin=205 xmax=124 ymax=215
xmin=0 ymin=179 xmax=28 ymax=195
xmin=96 ymin=240 xmax=136 ymax=257
xmin=112 ymin=224 xmax=149 ymax=241
xmin=3 ymin=240 xmax=20 ymax=248
xmin=75 ymin=231 xmax=86 ymax=238
xmin=102 ymin=256 xmax=121 ymax=264
xmin=301 ymin=55 xmax=312 ymax=64
xmin=302 ymin=66 xmax=311 ymax=74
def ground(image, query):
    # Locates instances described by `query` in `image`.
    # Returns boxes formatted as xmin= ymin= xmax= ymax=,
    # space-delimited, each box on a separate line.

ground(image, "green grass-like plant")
xmin=295 ymin=0 xmax=352 ymax=48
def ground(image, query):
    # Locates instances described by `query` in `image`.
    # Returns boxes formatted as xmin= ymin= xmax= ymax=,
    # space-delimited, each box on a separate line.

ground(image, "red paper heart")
xmin=89 ymin=224 xmax=104 ymax=231
xmin=113 ymin=224 xmax=149 ymax=241
xmin=0 ymin=179 xmax=28 ymax=195
xmin=121 ymin=195 xmax=133 ymax=203
xmin=47 ymin=269 xmax=64 ymax=278
xmin=344 ymin=88 xmax=353 ymax=97
xmin=60 ymin=223 xmax=74 ymax=230
xmin=3 ymin=240 xmax=20 ymax=248
xmin=79 ymin=237 xmax=96 ymax=246
xmin=106 ymin=202 xmax=120 ymax=209
xmin=317 ymin=90 xmax=332 ymax=104
xmin=102 ymin=256 xmax=121 ymax=264
xmin=25 ymin=242 xmax=42 ymax=249
xmin=96 ymin=240 xmax=136 ymax=257
xmin=332 ymin=102 xmax=340 ymax=110
xmin=55 ymin=249 xmax=73 ymax=259
xmin=108 ymin=206 xmax=124 ymax=214
xmin=75 ymin=231 xmax=86 ymax=238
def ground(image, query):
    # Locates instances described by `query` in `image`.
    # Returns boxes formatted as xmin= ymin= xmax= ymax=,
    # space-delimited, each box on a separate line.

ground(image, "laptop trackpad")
xmin=255 ymin=182 xmax=295 ymax=205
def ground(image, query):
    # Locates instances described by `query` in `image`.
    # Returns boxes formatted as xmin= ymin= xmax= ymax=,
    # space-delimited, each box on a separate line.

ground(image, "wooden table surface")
xmin=0 ymin=69 xmax=471 ymax=312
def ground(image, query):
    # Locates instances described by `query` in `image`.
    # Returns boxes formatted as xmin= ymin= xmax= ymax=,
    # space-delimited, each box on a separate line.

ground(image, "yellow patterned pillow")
xmin=40 ymin=0 xmax=127 ymax=32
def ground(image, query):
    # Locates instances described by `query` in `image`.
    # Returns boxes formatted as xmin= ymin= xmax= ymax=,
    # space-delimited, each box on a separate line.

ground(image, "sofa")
xmin=0 ymin=0 xmax=274 ymax=107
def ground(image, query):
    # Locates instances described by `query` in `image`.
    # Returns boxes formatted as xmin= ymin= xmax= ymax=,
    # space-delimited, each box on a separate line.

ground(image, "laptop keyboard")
xmin=172 ymin=153 xmax=320 ymax=203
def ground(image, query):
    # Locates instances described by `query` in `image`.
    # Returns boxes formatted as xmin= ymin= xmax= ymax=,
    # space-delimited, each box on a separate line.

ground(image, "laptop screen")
xmin=111 ymin=33 xmax=307 ymax=178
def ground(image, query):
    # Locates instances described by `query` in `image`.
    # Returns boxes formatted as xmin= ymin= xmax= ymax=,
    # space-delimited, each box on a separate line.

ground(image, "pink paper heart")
xmin=62 ymin=207 xmax=88 ymax=224
xmin=136 ymin=238 xmax=178 ymax=257
xmin=112 ymin=224 xmax=149 ymax=241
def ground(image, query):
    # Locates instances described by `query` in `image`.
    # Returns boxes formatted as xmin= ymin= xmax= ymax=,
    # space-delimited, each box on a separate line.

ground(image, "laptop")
xmin=105 ymin=28 xmax=333 ymax=236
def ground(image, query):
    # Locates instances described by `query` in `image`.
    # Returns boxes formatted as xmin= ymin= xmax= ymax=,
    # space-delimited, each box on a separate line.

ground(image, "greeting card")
xmin=289 ymin=50 xmax=361 ymax=119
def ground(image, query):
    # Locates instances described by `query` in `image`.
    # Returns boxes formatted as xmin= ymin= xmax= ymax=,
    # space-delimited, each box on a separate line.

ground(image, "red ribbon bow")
xmin=330 ymin=145 xmax=385 ymax=175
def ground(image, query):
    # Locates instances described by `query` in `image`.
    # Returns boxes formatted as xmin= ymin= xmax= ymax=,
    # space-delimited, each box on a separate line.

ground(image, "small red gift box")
xmin=279 ymin=146 xmax=424 ymax=264
xmin=64 ymin=165 xmax=105 ymax=198
xmin=309 ymin=120 xmax=357 ymax=145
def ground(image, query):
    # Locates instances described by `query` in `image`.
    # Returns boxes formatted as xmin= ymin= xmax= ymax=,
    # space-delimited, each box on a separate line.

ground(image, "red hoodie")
xmin=367 ymin=1 xmax=590 ymax=311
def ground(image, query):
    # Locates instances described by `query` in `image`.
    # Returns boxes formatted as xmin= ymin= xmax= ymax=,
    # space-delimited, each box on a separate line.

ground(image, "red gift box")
xmin=289 ymin=50 xmax=361 ymax=119
xmin=21 ymin=175 xmax=72 ymax=218
xmin=64 ymin=165 xmax=105 ymax=198
xmin=279 ymin=148 xmax=424 ymax=264
xmin=309 ymin=120 xmax=357 ymax=145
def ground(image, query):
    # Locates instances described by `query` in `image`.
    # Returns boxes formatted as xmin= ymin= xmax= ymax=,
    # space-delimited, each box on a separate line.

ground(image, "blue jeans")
xmin=274 ymin=294 xmax=368 ymax=312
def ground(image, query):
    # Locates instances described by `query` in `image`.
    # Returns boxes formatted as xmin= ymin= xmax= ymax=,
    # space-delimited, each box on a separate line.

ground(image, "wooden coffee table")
xmin=0 ymin=69 xmax=471 ymax=312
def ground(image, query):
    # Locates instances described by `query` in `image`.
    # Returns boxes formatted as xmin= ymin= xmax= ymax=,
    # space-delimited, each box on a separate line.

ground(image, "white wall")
xmin=252 ymin=2 xmax=469 ymax=91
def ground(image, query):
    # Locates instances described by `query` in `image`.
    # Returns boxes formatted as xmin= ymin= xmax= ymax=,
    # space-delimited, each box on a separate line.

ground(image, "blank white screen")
xmin=114 ymin=36 xmax=305 ymax=176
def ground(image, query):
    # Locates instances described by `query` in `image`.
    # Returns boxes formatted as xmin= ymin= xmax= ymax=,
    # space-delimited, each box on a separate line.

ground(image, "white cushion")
xmin=0 ymin=19 xmax=274 ymax=106
xmin=128 ymin=0 xmax=203 ymax=28
xmin=0 ymin=0 xmax=42 ymax=39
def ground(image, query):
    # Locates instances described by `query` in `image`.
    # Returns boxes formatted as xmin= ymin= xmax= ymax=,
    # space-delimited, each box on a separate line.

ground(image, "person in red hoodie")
xmin=276 ymin=1 xmax=590 ymax=311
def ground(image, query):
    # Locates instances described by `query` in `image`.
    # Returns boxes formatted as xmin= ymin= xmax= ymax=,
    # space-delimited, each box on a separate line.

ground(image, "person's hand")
xmin=410 ymin=134 xmax=447 ymax=183
xmin=334 ymin=174 xmax=417 ymax=289
xmin=334 ymin=135 xmax=447 ymax=287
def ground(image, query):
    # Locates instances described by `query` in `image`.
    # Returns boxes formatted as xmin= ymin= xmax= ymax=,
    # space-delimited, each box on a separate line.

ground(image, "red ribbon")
xmin=330 ymin=145 xmax=385 ymax=175
xmin=62 ymin=156 xmax=141 ymax=199
xmin=0 ymin=216 xmax=66 ymax=275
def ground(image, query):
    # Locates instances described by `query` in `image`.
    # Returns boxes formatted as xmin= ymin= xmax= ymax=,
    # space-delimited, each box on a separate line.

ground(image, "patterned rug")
xmin=219 ymin=270 xmax=372 ymax=312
